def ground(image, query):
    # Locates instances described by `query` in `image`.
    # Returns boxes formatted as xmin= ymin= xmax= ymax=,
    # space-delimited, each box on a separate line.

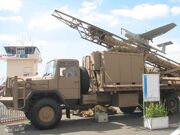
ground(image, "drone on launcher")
xmin=121 ymin=23 xmax=176 ymax=54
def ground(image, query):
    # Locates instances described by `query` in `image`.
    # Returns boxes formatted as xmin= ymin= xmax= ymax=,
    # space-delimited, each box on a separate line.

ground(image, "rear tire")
xmin=164 ymin=93 xmax=179 ymax=114
xmin=120 ymin=107 xmax=136 ymax=114
xmin=30 ymin=98 xmax=61 ymax=130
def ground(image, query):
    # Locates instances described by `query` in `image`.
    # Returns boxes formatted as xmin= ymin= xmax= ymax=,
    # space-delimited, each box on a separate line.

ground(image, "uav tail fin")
xmin=157 ymin=41 xmax=173 ymax=54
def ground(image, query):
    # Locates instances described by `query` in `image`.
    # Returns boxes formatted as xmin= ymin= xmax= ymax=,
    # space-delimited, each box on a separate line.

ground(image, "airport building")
xmin=0 ymin=46 xmax=42 ymax=77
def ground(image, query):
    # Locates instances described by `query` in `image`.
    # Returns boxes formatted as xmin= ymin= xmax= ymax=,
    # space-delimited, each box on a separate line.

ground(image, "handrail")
xmin=6 ymin=77 xmax=26 ymax=109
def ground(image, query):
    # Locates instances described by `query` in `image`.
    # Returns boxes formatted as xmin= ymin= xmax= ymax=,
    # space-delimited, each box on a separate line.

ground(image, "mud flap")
xmin=66 ymin=109 xmax=70 ymax=118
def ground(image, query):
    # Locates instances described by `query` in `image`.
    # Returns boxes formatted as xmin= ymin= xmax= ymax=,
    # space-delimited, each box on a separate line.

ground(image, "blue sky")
xmin=0 ymin=0 xmax=180 ymax=77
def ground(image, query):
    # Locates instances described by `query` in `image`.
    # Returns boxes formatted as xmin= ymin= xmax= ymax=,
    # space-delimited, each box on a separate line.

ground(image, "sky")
xmin=0 ymin=0 xmax=180 ymax=77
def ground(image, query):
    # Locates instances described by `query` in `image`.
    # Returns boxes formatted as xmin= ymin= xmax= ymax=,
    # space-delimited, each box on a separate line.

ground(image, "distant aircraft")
xmin=121 ymin=23 xmax=177 ymax=53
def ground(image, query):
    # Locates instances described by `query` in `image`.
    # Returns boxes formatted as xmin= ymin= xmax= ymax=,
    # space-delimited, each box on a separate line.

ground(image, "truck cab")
xmin=43 ymin=59 xmax=81 ymax=100
xmin=0 ymin=59 xmax=87 ymax=129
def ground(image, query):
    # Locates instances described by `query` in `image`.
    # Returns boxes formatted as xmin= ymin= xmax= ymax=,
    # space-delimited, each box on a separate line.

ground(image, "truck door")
xmin=58 ymin=61 xmax=80 ymax=99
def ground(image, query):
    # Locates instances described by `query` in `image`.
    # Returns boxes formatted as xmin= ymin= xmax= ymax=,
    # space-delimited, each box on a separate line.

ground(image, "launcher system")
xmin=52 ymin=9 xmax=180 ymax=77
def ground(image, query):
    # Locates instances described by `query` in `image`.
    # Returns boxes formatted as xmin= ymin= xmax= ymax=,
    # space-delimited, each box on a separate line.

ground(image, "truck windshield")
xmin=44 ymin=60 xmax=57 ymax=77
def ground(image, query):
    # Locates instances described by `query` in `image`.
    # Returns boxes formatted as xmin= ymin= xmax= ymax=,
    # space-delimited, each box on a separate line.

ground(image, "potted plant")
xmin=144 ymin=102 xmax=169 ymax=130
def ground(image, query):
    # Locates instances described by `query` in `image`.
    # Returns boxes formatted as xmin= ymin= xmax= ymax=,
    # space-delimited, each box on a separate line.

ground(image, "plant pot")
xmin=144 ymin=116 xmax=169 ymax=130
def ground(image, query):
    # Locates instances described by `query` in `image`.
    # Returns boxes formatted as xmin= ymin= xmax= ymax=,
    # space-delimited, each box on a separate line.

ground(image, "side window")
xmin=59 ymin=63 xmax=78 ymax=78
xmin=59 ymin=67 xmax=67 ymax=77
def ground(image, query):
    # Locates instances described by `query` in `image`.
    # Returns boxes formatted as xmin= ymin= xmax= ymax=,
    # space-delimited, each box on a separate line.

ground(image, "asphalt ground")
xmin=0 ymin=111 xmax=180 ymax=135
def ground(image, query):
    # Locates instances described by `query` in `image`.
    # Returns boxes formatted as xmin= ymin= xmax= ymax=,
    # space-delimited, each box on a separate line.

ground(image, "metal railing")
xmin=0 ymin=103 xmax=26 ymax=124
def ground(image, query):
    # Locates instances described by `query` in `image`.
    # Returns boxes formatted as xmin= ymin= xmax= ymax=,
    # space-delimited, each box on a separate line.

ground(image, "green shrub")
xmin=145 ymin=102 xmax=168 ymax=118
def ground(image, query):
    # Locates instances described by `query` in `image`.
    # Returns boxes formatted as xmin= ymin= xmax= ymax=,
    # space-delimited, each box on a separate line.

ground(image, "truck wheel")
xmin=30 ymin=98 xmax=61 ymax=129
xmin=164 ymin=93 xmax=179 ymax=114
xmin=80 ymin=67 xmax=90 ymax=94
xmin=120 ymin=107 xmax=136 ymax=114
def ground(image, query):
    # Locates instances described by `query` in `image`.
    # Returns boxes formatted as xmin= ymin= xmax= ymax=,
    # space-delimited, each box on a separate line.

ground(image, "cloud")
xmin=171 ymin=6 xmax=180 ymax=16
xmin=28 ymin=6 xmax=70 ymax=31
xmin=171 ymin=0 xmax=180 ymax=3
xmin=0 ymin=0 xmax=22 ymax=12
xmin=0 ymin=16 xmax=23 ymax=22
xmin=28 ymin=2 xmax=175 ymax=31
xmin=81 ymin=12 xmax=119 ymax=27
xmin=112 ymin=4 xmax=169 ymax=20
xmin=0 ymin=34 xmax=17 ymax=43
xmin=79 ymin=1 xmax=97 ymax=14
xmin=78 ymin=0 xmax=102 ymax=14
xmin=56 ymin=5 xmax=71 ymax=14
xmin=166 ymin=41 xmax=180 ymax=63
xmin=78 ymin=0 xmax=119 ymax=27
xmin=28 ymin=15 xmax=63 ymax=31
xmin=79 ymin=3 xmax=171 ymax=28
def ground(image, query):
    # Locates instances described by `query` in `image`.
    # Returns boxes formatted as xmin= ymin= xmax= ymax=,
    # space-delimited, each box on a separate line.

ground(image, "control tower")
xmin=0 ymin=46 xmax=42 ymax=77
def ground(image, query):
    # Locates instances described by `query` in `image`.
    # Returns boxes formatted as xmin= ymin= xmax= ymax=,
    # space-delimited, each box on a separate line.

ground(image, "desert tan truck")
xmin=0 ymin=51 xmax=180 ymax=129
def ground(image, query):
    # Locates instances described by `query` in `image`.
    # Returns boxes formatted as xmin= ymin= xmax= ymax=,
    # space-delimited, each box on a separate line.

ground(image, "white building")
xmin=0 ymin=46 xmax=42 ymax=77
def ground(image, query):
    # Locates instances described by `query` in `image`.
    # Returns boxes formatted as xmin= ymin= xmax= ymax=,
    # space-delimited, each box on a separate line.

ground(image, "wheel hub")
xmin=38 ymin=106 xmax=55 ymax=123
xmin=170 ymin=100 xmax=175 ymax=108
xmin=168 ymin=99 xmax=177 ymax=111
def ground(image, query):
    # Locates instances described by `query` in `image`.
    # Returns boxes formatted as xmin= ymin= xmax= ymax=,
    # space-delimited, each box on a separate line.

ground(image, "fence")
xmin=0 ymin=103 xmax=26 ymax=124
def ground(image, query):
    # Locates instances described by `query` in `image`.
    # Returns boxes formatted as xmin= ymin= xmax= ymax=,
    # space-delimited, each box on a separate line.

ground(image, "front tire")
xmin=30 ymin=98 xmax=61 ymax=129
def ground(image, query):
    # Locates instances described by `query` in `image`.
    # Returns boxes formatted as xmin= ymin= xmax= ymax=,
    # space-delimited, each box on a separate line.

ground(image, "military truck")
xmin=0 ymin=9 xmax=180 ymax=130
xmin=0 ymin=51 xmax=180 ymax=129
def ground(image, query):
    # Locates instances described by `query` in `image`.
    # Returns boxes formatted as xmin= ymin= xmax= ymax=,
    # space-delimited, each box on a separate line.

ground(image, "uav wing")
xmin=140 ymin=23 xmax=177 ymax=40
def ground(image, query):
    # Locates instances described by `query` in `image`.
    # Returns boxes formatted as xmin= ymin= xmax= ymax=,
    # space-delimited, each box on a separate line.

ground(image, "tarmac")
xmin=0 ymin=110 xmax=180 ymax=135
